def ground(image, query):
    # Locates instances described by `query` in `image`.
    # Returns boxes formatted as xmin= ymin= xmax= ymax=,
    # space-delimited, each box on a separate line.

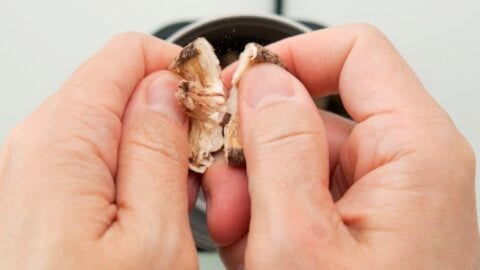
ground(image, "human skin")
xmin=202 ymin=24 xmax=480 ymax=269
xmin=0 ymin=33 xmax=199 ymax=269
xmin=0 ymin=24 xmax=478 ymax=270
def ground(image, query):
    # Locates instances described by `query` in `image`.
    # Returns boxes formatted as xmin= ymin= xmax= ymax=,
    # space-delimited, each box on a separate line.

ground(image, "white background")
xmin=1 ymin=0 xmax=479 ymax=268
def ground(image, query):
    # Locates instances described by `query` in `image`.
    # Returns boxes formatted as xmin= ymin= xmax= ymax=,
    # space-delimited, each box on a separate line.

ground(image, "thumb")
xmin=114 ymin=70 xmax=196 ymax=262
xmin=239 ymin=64 xmax=347 ymax=263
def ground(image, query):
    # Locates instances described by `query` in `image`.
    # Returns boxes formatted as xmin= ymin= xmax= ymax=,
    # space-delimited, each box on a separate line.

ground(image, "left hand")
xmin=0 ymin=33 xmax=199 ymax=269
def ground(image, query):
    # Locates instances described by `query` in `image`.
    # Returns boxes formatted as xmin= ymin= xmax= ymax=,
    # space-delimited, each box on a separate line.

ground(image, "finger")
xmin=188 ymin=172 xmax=200 ymax=211
xmin=241 ymin=63 xmax=330 ymax=212
xmin=223 ymin=24 xmax=441 ymax=123
xmin=273 ymin=24 xmax=445 ymax=122
xmin=202 ymin=154 xmax=250 ymax=246
xmin=12 ymin=33 xmax=180 ymax=177
xmin=318 ymin=110 xmax=355 ymax=174
xmin=113 ymin=70 xmax=196 ymax=258
xmin=219 ymin=235 xmax=247 ymax=270
xmin=269 ymin=25 xmax=460 ymax=186
xmin=62 ymin=33 xmax=181 ymax=173
xmin=202 ymin=110 xmax=354 ymax=247
xmin=239 ymin=64 xmax=350 ymax=259
xmin=221 ymin=62 xmax=238 ymax=91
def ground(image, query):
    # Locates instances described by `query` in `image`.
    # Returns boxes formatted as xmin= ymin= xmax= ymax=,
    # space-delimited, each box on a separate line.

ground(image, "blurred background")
xmin=1 ymin=0 xmax=479 ymax=269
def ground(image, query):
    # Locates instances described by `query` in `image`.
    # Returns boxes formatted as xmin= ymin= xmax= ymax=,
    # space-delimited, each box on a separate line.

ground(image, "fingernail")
xmin=241 ymin=64 xmax=295 ymax=109
xmin=146 ymin=72 xmax=186 ymax=125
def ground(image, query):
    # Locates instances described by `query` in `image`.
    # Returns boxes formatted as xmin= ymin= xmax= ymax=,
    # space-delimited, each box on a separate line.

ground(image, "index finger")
xmin=223 ymin=24 xmax=439 ymax=123
xmin=50 ymin=33 xmax=181 ymax=172
xmin=1 ymin=33 xmax=182 ymax=229
xmin=5 ymin=33 xmax=181 ymax=203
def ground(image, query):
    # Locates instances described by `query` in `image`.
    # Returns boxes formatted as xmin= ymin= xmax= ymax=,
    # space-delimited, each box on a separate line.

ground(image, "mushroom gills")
xmin=170 ymin=38 xmax=226 ymax=173
xmin=171 ymin=38 xmax=285 ymax=172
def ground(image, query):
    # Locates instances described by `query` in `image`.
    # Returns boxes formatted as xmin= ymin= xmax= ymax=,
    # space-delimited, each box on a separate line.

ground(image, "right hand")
xmin=203 ymin=24 xmax=479 ymax=269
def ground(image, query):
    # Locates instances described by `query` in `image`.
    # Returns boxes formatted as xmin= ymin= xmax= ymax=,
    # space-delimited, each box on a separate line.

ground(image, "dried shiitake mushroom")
xmin=170 ymin=38 xmax=226 ymax=173
xmin=171 ymin=38 xmax=285 ymax=173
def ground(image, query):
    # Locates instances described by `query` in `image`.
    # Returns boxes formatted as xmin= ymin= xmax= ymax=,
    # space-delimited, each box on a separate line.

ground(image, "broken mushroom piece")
xmin=170 ymin=38 xmax=226 ymax=173
xmin=224 ymin=43 xmax=286 ymax=166
xmin=171 ymin=39 xmax=286 ymax=173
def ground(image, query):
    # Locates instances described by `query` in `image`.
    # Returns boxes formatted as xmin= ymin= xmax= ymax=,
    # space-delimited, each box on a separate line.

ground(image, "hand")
xmin=203 ymin=24 xmax=479 ymax=269
xmin=0 ymin=33 xmax=199 ymax=269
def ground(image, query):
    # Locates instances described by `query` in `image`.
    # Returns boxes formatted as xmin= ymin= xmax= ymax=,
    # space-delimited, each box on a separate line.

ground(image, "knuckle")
xmin=455 ymin=134 xmax=476 ymax=172
xmin=108 ymin=31 xmax=145 ymax=46
xmin=354 ymin=23 xmax=383 ymax=36
xmin=424 ymin=117 xmax=476 ymax=173
xmin=5 ymin=123 xmax=26 ymax=146
xmin=123 ymin=137 xmax=185 ymax=171
xmin=5 ymin=115 xmax=39 ymax=148
xmin=102 ymin=32 xmax=148 ymax=57
xmin=123 ymin=117 xmax=187 ymax=167
xmin=50 ymin=95 xmax=122 ymax=156
xmin=345 ymin=23 xmax=390 ymax=44
xmin=73 ymin=100 xmax=122 ymax=141
xmin=250 ymin=108 xmax=323 ymax=154
xmin=9 ymin=93 xmax=122 ymax=163
xmin=256 ymin=126 xmax=320 ymax=152
xmin=2 ymin=94 xmax=58 ymax=150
